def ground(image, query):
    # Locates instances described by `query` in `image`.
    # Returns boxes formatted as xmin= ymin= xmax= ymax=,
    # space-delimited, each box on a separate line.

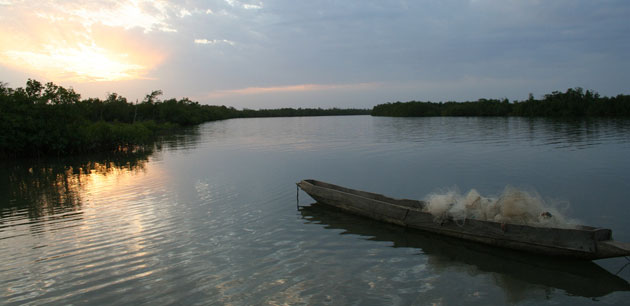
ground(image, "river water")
xmin=2 ymin=116 xmax=630 ymax=305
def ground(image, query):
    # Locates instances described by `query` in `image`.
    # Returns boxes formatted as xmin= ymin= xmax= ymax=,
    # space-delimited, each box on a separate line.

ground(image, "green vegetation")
xmin=371 ymin=88 xmax=630 ymax=117
xmin=0 ymin=79 xmax=369 ymax=158
xmin=7 ymin=79 xmax=624 ymax=158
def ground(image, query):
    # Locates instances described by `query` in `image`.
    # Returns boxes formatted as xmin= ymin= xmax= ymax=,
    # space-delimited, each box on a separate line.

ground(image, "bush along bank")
xmin=372 ymin=88 xmax=630 ymax=117
xmin=0 ymin=79 xmax=370 ymax=158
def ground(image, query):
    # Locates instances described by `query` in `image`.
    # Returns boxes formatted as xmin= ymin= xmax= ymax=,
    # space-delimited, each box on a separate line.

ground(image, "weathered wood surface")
xmin=297 ymin=179 xmax=630 ymax=260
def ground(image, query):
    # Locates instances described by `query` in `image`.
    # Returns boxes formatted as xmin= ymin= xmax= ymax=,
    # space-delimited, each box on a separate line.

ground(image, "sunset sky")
xmin=1 ymin=0 xmax=629 ymax=108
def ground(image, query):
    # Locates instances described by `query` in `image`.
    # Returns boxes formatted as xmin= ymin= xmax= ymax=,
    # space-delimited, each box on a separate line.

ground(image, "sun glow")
xmin=5 ymin=44 xmax=147 ymax=82
xmin=0 ymin=1 xmax=177 ymax=82
xmin=204 ymin=82 xmax=381 ymax=98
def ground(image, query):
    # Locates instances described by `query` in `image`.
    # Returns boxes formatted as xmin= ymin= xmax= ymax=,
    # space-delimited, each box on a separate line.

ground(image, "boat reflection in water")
xmin=299 ymin=203 xmax=630 ymax=302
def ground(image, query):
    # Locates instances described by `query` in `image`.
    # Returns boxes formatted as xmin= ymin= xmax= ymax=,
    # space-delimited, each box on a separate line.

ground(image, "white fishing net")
xmin=423 ymin=186 xmax=577 ymax=228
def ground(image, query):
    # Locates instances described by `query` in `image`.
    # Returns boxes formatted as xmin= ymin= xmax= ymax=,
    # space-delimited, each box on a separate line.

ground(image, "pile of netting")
xmin=423 ymin=186 xmax=578 ymax=228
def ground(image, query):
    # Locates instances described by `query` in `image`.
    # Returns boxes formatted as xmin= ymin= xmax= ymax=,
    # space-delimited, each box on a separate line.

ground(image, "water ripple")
xmin=2 ymin=116 xmax=630 ymax=305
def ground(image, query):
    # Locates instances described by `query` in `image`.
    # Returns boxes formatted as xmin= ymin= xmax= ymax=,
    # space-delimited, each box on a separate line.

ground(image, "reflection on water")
xmin=0 ymin=150 xmax=180 ymax=305
xmin=1 ymin=116 xmax=629 ymax=305
xmin=155 ymin=125 xmax=203 ymax=153
xmin=300 ymin=203 xmax=630 ymax=303
xmin=523 ymin=118 xmax=630 ymax=150
xmin=372 ymin=117 xmax=630 ymax=150
xmin=0 ymin=126 xmax=202 ymax=223
xmin=0 ymin=149 xmax=153 ymax=222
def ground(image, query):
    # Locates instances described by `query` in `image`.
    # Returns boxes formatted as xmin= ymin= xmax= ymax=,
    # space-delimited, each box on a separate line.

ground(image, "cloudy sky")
xmin=1 ymin=0 xmax=629 ymax=108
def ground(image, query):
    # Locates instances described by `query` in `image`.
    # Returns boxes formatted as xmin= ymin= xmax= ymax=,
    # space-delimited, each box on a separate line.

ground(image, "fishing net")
xmin=423 ymin=186 xmax=577 ymax=228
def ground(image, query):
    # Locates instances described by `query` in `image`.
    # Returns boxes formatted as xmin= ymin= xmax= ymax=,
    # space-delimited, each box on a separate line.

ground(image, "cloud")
xmin=178 ymin=8 xmax=193 ymax=18
xmin=194 ymin=39 xmax=236 ymax=46
xmin=203 ymin=82 xmax=380 ymax=99
xmin=242 ymin=3 xmax=263 ymax=10
xmin=0 ymin=0 xmax=182 ymax=82
xmin=223 ymin=0 xmax=263 ymax=10
xmin=4 ymin=44 xmax=147 ymax=82
xmin=53 ymin=0 xmax=183 ymax=33
xmin=2 ymin=0 xmax=629 ymax=108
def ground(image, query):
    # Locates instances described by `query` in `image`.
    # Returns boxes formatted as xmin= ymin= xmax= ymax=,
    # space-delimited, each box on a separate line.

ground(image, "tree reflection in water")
xmin=0 ymin=148 xmax=153 ymax=222
xmin=0 ymin=125 xmax=202 ymax=223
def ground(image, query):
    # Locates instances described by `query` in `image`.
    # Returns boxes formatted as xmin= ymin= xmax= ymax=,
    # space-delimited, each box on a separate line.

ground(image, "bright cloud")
xmin=0 ymin=0 xmax=182 ymax=82
xmin=224 ymin=0 xmax=263 ymax=10
xmin=243 ymin=3 xmax=263 ymax=10
xmin=5 ymin=44 xmax=146 ymax=82
xmin=1 ymin=0 xmax=628 ymax=108
xmin=67 ymin=1 xmax=179 ymax=33
xmin=194 ymin=39 xmax=236 ymax=46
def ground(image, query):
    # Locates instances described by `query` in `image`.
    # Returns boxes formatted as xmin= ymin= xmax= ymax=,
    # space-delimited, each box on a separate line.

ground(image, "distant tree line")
xmin=239 ymin=107 xmax=370 ymax=118
xmin=0 ymin=79 xmax=368 ymax=158
xmin=371 ymin=88 xmax=630 ymax=117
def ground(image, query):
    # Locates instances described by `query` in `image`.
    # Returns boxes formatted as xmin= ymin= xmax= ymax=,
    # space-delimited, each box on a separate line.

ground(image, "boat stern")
xmin=596 ymin=240 xmax=630 ymax=259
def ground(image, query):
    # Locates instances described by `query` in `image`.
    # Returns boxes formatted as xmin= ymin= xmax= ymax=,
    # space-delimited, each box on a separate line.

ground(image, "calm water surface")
xmin=2 ymin=116 xmax=630 ymax=305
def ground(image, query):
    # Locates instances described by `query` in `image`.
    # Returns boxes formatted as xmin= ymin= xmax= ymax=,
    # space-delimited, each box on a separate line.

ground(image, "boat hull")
xmin=297 ymin=179 xmax=630 ymax=260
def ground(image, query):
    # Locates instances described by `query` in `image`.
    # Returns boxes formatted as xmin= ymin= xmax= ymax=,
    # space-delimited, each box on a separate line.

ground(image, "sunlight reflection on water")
xmin=1 ymin=116 xmax=630 ymax=305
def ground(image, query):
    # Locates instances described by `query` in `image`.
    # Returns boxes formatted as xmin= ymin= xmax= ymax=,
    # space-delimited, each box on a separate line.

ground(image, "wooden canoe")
xmin=297 ymin=179 xmax=630 ymax=260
